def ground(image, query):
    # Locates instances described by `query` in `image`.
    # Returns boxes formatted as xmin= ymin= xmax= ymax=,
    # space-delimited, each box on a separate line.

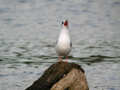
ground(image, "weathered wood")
xmin=51 ymin=68 xmax=89 ymax=90
xmin=25 ymin=61 xmax=89 ymax=90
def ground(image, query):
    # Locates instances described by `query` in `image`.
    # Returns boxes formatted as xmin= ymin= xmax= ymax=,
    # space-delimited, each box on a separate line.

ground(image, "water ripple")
xmin=0 ymin=0 xmax=120 ymax=90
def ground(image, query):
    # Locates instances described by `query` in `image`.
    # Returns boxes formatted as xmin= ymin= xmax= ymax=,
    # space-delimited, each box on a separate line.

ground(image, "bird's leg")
xmin=58 ymin=56 xmax=62 ymax=62
xmin=65 ymin=56 xmax=68 ymax=62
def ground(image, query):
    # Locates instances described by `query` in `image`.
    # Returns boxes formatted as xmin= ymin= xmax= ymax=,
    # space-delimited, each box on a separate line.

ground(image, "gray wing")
xmin=70 ymin=41 xmax=72 ymax=47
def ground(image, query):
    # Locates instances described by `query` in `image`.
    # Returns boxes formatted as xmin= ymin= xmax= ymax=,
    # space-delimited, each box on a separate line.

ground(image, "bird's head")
xmin=62 ymin=20 xmax=68 ymax=28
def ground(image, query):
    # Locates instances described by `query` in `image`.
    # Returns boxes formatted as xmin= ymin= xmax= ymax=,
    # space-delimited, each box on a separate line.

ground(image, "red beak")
xmin=64 ymin=20 xmax=68 ymax=27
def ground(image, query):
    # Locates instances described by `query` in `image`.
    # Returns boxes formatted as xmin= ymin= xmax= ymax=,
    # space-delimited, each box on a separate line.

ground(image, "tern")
xmin=56 ymin=20 xmax=72 ymax=62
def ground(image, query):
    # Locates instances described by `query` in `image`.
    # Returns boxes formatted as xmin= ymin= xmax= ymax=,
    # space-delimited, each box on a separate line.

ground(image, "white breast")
xmin=56 ymin=27 xmax=71 ymax=56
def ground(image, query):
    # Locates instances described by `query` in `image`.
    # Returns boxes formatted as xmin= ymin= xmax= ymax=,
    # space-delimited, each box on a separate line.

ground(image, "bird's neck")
xmin=62 ymin=26 xmax=68 ymax=29
xmin=60 ymin=26 xmax=69 ymax=35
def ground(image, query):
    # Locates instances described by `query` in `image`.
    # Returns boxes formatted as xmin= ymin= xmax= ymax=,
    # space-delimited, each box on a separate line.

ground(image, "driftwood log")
xmin=25 ymin=61 xmax=89 ymax=90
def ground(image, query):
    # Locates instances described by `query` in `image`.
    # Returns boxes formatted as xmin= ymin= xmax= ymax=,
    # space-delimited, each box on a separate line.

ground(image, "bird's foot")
xmin=65 ymin=56 xmax=68 ymax=63
xmin=58 ymin=56 xmax=62 ymax=62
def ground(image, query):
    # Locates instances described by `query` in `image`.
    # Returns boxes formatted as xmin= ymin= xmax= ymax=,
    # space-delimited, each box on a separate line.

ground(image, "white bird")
xmin=56 ymin=20 xmax=72 ymax=62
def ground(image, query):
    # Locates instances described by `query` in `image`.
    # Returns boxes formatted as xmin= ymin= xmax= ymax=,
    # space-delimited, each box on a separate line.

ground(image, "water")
xmin=0 ymin=0 xmax=120 ymax=90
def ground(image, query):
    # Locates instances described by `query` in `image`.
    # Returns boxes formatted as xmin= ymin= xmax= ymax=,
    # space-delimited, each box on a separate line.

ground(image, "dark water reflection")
xmin=0 ymin=0 xmax=120 ymax=90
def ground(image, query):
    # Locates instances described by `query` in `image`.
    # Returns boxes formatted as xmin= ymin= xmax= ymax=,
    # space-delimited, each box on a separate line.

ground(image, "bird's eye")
xmin=62 ymin=21 xmax=64 ymax=24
